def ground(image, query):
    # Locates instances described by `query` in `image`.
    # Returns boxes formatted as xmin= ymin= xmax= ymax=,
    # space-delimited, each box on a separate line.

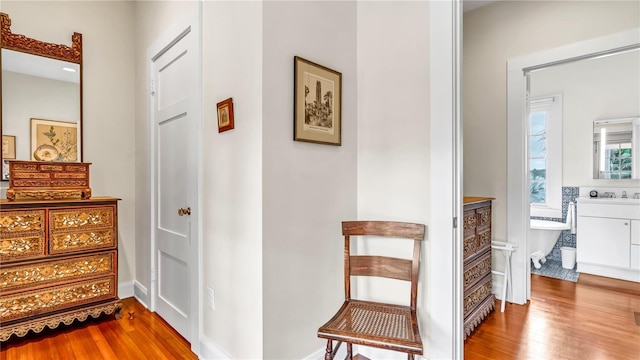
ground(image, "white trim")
xmin=199 ymin=336 xmax=232 ymax=360
xmin=303 ymin=344 xmax=350 ymax=360
xmin=118 ymin=280 xmax=134 ymax=299
xmin=429 ymin=1 xmax=462 ymax=359
xmin=146 ymin=3 xmax=203 ymax=356
xmin=133 ymin=280 xmax=150 ymax=309
xmin=507 ymin=27 xmax=640 ymax=304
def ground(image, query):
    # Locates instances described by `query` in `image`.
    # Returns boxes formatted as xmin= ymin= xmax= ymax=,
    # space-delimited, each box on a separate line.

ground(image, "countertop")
xmin=463 ymin=196 xmax=494 ymax=205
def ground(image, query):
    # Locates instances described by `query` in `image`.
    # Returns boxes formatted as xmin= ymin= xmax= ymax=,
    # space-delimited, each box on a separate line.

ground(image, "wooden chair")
xmin=317 ymin=221 xmax=426 ymax=360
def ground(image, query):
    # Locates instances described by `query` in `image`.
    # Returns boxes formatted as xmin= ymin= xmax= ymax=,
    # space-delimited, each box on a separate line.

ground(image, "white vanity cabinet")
xmin=576 ymin=198 xmax=640 ymax=282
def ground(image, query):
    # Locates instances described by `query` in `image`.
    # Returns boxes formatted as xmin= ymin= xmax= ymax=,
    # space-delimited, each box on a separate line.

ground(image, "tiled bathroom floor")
xmin=531 ymin=259 xmax=579 ymax=282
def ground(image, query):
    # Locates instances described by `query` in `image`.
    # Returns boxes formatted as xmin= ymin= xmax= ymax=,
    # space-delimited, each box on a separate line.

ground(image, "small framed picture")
xmin=217 ymin=98 xmax=235 ymax=133
xmin=294 ymin=56 xmax=342 ymax=146
xmin=2 ymin=135 xmax=16 ymax=159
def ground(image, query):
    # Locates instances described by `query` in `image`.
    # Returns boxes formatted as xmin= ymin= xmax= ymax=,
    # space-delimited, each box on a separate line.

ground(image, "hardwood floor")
xmin=2 ymin=275 xmax=638 ymax=360
xmin=464 ymin=274 xmax=640 ymax=360
xmin=0 ymin=298 xmax=197 ymax=360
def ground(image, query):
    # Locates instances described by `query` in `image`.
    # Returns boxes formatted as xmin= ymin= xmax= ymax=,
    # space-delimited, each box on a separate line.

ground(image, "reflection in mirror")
xmin=2 ymin=49 xmax=81 ymax=161
xmin=593 ymin=117 xmax=639 ymax=179
xmin=0 ymin=12 xmax=83 ymax=180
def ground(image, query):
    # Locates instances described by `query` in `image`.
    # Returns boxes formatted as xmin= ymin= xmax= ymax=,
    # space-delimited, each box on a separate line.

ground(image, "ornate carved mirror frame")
xmin=0 ymin=12 xmax=83 ymax=164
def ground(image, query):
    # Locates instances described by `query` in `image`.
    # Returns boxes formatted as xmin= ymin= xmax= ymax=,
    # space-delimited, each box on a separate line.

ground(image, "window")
xmin=529 ymin=94 xmax=562 ymax=218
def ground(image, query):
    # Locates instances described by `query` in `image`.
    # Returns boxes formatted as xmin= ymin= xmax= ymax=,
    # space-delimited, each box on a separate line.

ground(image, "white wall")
xmin=2 ymin=71 xmax=79 ymax=160
xmin=262 ymin=2 xmax=357 ymax=359
xmin=530 ymin=49 xmax=640 ymax=187
xmin=202 ymin=1 xmax=263 ymax=359
xmin=357 ymin=2 xmax=435 ymax=359
xmin=2 ymin=1 xmax=137 ymax=292
xmin=463 ymin=0 xmax=640 ymax=241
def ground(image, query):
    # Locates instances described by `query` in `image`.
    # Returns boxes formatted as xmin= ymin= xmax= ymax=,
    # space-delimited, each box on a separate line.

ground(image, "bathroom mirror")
xmin=593 ymin=117 xmax=639 ymax=179
xmin=1 ymin=12 xmax=83 ymax=176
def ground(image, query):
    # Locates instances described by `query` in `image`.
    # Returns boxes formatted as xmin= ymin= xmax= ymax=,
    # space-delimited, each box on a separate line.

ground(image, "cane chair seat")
xmin=317 ymin=221 xmax=426 ymax=360
xmin=318 ymin=299 xmax=422 ymax=354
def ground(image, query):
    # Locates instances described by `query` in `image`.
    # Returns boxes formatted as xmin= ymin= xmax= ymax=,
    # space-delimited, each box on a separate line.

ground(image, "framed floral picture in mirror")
xmin=30 ymin=118 xmax=79 ymax=162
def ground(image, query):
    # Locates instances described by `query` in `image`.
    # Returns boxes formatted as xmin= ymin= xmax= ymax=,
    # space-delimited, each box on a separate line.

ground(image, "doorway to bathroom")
xmin=507 ymin=30 xmax=640 ymax=302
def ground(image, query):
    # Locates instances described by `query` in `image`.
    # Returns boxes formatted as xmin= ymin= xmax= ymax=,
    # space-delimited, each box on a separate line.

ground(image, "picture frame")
xmin=2 ymin=135 xmax=16 ymax=159
xmin=294 ymin=56 xmax=342 ymax=146
xmin=217 ymin=97 xmax=235 ymax=133
xmin=30 ymin=118 xmax=79 ymax=162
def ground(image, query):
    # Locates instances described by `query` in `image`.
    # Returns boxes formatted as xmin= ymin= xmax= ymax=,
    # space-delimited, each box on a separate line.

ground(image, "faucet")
xmin=634 ymin=193 xmax=640 ymax=199
xmin=622 ymin=191 xmax=627 ymax=199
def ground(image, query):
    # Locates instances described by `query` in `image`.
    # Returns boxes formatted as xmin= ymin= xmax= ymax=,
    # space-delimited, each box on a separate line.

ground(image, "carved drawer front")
xmin=463 ymin=234 xmax=476 ymax=261
xmin=476 ymin=229 xmax=492 ymax=256
xmin=0 ymin=275 xmax=117 ymax=322
xmin=0 ymin=251 xmax=116 ymax=294
xmin=476 ymin=206 xmax=491 ymax=229
xmin=463 ymin=273 xmax=492 ymax=319
xmin=463 ymin=251 xmax=492 ymax=292
xmin=49 ymin=206 xmax=116 ymax=255
xmin=463 ymin=209 xmax=477 ymax=237
xmin=0 ymin=210 xmax=46 ymax=262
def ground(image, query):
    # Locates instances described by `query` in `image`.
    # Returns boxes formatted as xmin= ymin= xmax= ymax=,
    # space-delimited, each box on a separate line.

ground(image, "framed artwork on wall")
xmin=294 ymin=56 xmax=342 ymax=146
xmin=2 ymin=135 xmax=16 ymax=159
xmin=30 ymin=118 xmax=79 ymax=162
xmin=217 ymin=98 xmax=235 ymax=133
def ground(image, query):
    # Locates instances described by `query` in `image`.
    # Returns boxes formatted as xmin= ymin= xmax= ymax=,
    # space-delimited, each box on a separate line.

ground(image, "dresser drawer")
xmin=463 ymin=273 xmax=492 ymax=319
xmin=0 ymin=209 xmax=46 ymax=262
xmin=463 ymin=250 xmax=492 ymax=291
xmin=48 ymin=206 xmax=116 ymax=255
xmin=0 ymin=275 xmax=117 ymax=322
xmin=0 ymin=251 xmax=117 ymax=294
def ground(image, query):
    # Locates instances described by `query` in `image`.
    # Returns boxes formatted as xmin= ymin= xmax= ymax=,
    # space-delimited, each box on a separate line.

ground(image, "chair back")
xmin=342 ymin=221 xmax=425 ymax=310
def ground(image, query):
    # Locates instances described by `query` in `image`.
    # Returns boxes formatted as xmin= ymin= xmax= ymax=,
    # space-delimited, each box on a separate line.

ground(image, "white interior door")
xmin=149 ymin=14 xmax=199 ymax=345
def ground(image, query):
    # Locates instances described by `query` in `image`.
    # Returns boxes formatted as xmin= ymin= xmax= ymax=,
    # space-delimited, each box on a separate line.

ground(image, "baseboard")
xmin=199 ymin=335 xmax=231 ymax=360
xmin=118 ymin=280 xmax=134 ymax=299
xmin=359 ymin=347 xmax=412 ymax=360
xmin=303 ymin=343 xmax=350 ymax=360
xmin=133 ymin=280 xmax=150 ymax=308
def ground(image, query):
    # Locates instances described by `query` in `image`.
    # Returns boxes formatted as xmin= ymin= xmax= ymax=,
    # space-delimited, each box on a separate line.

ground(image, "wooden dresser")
xmin=463 ymin=197 xmax=494 ymax=338
xmin=0 ymin=197 xmax=121 ymax=341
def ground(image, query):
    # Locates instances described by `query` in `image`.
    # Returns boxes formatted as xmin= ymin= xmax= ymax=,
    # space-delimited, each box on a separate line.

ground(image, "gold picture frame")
xmin=30 ymin=118 xmax=79 ymax=162
xmin=294 ymin=56 xmax=342 ymax=146
xmin=2 ymin=135 xmax=16 ymax=159
xmin=217 ymin=98 xmax=235 ymax=133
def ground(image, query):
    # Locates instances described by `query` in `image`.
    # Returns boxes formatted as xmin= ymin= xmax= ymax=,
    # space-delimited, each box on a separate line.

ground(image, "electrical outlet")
xmin=207 ymin=287 xmax=215 ymax=310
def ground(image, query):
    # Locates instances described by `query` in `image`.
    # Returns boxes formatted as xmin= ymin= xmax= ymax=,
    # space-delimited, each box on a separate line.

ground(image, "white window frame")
xmin=529 ymin=94 xmax=562 ymax=218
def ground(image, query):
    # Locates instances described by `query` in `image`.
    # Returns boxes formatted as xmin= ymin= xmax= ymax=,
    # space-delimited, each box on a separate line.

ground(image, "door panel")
xmin=151 ymin=25 xmax=195 ymax=342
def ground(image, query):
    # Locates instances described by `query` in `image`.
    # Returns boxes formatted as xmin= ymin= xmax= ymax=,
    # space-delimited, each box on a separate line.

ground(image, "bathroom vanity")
xmin=463 ymin=197 xmax=494 ymax=338
xmin=576 ymin=197 xmax=640 ymax=282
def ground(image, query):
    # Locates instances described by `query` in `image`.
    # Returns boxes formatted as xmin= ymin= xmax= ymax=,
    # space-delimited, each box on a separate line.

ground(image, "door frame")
xmin=146 ymin=4 xmax=203 ymax=354
xmin=506 ymin=28 xmax=640 ymax=304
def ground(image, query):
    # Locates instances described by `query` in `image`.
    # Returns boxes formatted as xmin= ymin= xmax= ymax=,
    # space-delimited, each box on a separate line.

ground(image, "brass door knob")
xmin=178 ymin=207 xmax=191 ymax=216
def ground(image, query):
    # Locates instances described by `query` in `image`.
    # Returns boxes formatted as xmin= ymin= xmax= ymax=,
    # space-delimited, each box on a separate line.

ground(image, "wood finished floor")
xmin=1 ymin=274 xmax=638 ymax=359
xmin=0 ymin=297 xmax=197 ymax=360
xmin=464 ymin=274 xmax=640 ymax=360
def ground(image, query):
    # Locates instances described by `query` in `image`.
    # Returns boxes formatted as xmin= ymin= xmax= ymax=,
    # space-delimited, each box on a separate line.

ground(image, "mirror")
xmin=593 ymin=117 xmax=639 ymax=179
xmin=1 ymin=12 xmax=83 ymax=179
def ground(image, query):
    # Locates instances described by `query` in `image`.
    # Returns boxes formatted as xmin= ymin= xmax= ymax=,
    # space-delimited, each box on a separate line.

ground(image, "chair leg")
xmin=408 ymin=354 xmax=415 ymax=360
xmin=324 ymin=340 xmax=334 ymax=360
xmin=346 ymin=343 xmax=353 ymax=360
